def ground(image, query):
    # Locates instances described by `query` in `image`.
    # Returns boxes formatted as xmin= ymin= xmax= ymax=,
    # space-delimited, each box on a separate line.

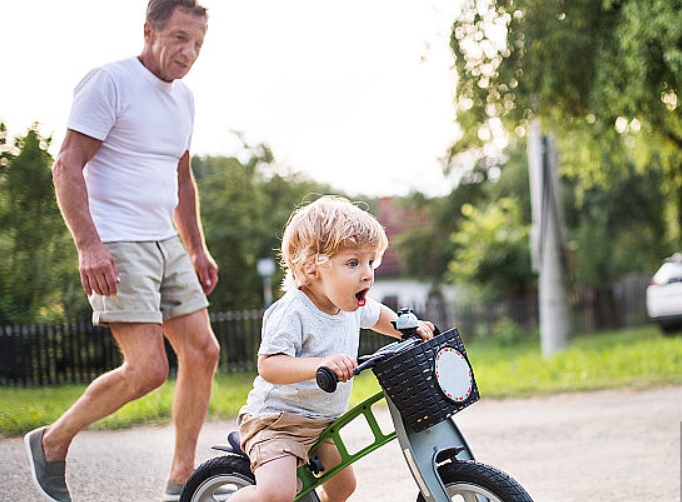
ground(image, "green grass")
xmin=1 ymin=325 xmax=680 ymax=439
xmin=469 ymin=326 xmax=682 ymax=396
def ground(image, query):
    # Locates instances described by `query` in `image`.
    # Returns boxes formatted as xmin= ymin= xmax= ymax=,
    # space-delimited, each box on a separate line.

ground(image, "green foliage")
xmin=395 ymin=179 xmax=488 ymax=282
xmin=0 ymin=124 xmax=88 ymax=323
xmin=564 ymin=159 xmax=669 ymax=285
xmin=0 ymin=124 xmax=370 ymax=319
xmin=450 ymin=0 xmax=682 ymax=251
xmin=192 ymin=142 xmax=337 ymax=311
xmin=488 ymin=316 xmax=535 ymax=346
xmin=448 ymin=197 xmax=532 ymax=300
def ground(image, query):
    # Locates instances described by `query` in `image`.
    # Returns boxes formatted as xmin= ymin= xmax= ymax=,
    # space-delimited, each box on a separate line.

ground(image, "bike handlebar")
xmin=316 ymin=309 xmax=438 ymax=393
xmin=316 ymin=335 xmax=424 ymax=393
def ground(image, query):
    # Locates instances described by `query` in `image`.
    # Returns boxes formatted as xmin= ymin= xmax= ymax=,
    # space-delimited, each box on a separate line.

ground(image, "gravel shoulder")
xmin=1 ymin=386 xmax=680 ymax=501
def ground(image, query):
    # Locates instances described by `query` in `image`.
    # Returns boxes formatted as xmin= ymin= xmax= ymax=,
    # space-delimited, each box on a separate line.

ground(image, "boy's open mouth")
xmin=355 ymin=289 xmax=368 ymax=307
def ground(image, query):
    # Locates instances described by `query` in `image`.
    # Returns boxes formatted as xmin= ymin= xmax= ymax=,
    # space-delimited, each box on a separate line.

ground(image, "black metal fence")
xmin=452 ymin=273 xmax=651 ymax=342
xmin=0 ymin=273 xmax=651 ymax=387
xmin=0 ymin=309 xmax=392 ymax=387
xmin=0 ymin=321 xmax=119 ymax=387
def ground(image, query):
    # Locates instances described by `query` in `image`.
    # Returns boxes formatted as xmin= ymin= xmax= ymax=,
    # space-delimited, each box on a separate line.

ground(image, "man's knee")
xmin=187 ymin=329 xmax=221 ymax=368
xmin=124 ymin=358 xmax=169 ymax=397
xmin=205 ymin=335 xmax=221 ymax=365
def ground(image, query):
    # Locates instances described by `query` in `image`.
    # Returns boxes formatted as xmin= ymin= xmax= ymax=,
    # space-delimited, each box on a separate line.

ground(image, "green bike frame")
xmin=295 ymin=391 xmax=475 ymax=502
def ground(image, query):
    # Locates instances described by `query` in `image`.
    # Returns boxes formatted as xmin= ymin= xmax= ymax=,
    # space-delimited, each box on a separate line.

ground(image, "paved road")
xmin=1 ymin=386 xmax=680 ymax=501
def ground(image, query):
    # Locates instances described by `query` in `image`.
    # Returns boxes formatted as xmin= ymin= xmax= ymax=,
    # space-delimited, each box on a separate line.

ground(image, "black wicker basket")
xmin=372 ymin=328 xmax=479 ymax=432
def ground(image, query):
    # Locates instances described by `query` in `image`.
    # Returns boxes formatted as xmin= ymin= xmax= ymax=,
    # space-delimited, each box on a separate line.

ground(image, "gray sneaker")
xmin=163 ymin=479 xmax=184 ymax=502
xmin=24 ymin=427 xmax=72 ymax=502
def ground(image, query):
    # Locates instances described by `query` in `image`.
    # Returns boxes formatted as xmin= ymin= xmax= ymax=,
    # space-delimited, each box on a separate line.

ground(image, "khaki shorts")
xmin=239 ymin=412 xmax=334 ymax=472
xmin=89 ymin=236 xmax=208 ymax=325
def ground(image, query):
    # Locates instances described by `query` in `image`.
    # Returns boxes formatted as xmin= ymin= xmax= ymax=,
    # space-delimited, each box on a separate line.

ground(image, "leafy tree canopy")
xmin=450 ymin=1 xmax=681 ymax=232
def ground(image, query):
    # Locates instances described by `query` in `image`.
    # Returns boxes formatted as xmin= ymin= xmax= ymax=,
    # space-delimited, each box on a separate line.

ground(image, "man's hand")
xmin=191 ymin=250 xmax=219 ymax=295
xmin=78 ymin=242 xmax=120 ymax=296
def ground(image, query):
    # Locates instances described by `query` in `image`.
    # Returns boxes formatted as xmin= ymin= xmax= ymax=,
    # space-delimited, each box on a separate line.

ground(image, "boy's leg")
xmin=229 ymin=456 xmax=299 ymax=502
xmin=316 ymin=442 xmax=357 ymax=502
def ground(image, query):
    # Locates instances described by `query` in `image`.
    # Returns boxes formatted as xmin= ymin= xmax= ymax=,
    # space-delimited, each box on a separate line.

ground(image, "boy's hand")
xmin=320 ymin=354 xmax=357 ymax=383
xmin=416 ymin=321 xmax=436 ymax=341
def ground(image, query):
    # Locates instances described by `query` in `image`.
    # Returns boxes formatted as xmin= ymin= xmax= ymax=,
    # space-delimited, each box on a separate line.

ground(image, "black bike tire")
xmin=180 ymin=455 xmax=255 ymax=502
xmin=416 ymin=460 xmax=534 ymax=502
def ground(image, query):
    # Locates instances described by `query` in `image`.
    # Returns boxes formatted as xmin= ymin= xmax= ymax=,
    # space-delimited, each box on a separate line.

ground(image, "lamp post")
xmin=257 ymin=258 xmax=276 ymax=309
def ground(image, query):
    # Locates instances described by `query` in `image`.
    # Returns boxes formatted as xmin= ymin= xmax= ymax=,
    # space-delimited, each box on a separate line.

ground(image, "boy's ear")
xmin=304 ymin=264 xmax=319 ymax=280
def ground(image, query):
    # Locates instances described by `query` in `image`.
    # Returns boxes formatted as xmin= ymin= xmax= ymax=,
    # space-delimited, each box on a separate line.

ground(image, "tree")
xmin=194 ymin=141 xmax=336 ymax=311
xmin=449 ymin=0 xmax=677 ymax=274
xmin=0 ymin=124 xmax=87 ymax=323
xmin=449 ymin=196 xmax=532 ymax=301
xmin=394 ymin=180 xmax=487 ymax=282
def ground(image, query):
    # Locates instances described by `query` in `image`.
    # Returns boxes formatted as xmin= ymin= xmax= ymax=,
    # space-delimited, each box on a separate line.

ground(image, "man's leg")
xmin=41 ymin=323 xmax=169 ymax=461
xmin=162 ymin=309 xmax=220 ymax=485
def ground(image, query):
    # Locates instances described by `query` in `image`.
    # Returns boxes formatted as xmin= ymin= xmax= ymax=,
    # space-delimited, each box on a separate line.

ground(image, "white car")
xmin=646 ymin=253 xmax=682 ymax=334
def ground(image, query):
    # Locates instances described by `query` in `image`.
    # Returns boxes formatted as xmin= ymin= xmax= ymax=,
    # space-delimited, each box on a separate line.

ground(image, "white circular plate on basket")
xmin=434 ymin=347 xmax=473 ymax=403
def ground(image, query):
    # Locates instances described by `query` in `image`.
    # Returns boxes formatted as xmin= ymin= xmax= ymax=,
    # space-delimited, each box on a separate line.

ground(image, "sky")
xmin=2 ymin=0 xmax=463 ymax=197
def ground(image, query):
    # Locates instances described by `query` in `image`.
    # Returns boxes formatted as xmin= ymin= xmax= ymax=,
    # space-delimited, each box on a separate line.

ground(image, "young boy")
xmin=231 ymin=195 xmax=434 ymax=502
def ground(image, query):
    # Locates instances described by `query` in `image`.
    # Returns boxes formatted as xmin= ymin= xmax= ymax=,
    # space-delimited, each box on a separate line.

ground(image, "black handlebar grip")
xmin=353 ymin=358 xmax=378 ymax=375
xmin=316 ymin=366 xmax=338 ymax=393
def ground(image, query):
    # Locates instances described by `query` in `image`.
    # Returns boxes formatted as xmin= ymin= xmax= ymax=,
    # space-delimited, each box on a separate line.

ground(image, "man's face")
xmin=144 ymin=7 xmax=207 ymax=82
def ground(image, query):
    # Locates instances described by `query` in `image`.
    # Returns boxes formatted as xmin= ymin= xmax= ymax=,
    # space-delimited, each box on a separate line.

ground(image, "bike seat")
xmin=211 ymin=430 xmax=247 ymax=457
xmin=228 ymin=431 xmax=245 ymax=454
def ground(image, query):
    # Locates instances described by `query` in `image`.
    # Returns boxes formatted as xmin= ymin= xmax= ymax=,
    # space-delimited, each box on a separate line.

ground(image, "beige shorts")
xmin=239 ymin=412 xmax=334 ymax=472
xmin=89 ymin=236 xmax=208 ymax=325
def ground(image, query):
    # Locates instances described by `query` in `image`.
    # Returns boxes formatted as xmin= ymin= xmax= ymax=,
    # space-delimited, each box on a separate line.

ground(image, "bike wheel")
xmin=180 ymin=455 xmax=255 ymax=502
xmin=416 ymin=460 xmax=533 ymax=502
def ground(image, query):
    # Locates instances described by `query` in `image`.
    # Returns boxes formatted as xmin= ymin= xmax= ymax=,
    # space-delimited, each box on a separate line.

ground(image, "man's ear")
xmin=143 ymin=21 xmax=153 ymax=43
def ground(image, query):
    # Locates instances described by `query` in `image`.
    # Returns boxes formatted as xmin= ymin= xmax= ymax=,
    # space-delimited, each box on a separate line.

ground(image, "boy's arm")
xmin=258 ymin=352 xmax=357 ymax=384
xmin=372 ymin=304 xmax=435 ymax=340
xmin=371 ymin=304 xmax=401 ymax=339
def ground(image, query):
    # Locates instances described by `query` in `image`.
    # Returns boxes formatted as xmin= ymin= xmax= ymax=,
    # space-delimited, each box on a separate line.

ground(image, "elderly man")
xmin=25 ymin=1 xmax=221 ymax=501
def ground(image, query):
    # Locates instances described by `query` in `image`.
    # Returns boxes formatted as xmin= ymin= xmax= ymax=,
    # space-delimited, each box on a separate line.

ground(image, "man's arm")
xmin=174 ymin=151 xmax=218 ymax=295
xmin=52 ymin=129 xmax=119 ymax=296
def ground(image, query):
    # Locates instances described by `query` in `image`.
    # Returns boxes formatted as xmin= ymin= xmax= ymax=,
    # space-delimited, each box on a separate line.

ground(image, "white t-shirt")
xmin=68 ymin=57 xmax=195 ymax=242
xmin=240 ymin=289 xmax=382 ymax=420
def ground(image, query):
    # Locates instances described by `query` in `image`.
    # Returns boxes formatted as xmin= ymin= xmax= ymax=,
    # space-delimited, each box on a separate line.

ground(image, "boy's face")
xmin=303 ymin=246 xmax=377 ymax=315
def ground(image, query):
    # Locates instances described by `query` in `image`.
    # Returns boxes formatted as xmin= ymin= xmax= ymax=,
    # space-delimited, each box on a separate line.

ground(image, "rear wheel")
xmin=180 ymin=455 xmax=254 ymax=502
xmin=416 ymin=460 xmax=533 ymax=502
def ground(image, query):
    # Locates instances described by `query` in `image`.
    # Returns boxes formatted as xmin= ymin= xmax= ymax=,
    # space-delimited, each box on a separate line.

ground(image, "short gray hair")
xmin=145 ymin=0 xmax=208 ymax=30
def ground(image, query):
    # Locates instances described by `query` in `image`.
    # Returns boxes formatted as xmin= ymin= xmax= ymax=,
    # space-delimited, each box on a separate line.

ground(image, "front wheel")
xmin=180 ymin=455 xmax=255 ymax=502
xmin=416 ymin=460 xmax=533 ymax=502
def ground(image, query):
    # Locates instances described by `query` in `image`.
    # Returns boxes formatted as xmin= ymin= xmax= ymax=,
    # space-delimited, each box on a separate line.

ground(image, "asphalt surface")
xmin=1 ymin=386 xmax=680 ymax=501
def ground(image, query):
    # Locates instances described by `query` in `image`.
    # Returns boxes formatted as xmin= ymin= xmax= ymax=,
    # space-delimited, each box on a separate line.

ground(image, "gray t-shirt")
xmin=239 ymin=288 xmax=382 ymax=420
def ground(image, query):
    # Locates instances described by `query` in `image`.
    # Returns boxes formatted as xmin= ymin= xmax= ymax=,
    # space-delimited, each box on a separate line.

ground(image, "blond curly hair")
xmin=280 ymin=195 xmax=388 ymax=290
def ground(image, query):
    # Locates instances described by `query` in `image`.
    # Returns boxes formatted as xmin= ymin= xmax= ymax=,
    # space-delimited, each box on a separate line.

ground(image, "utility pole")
xmin=528 ymin=120 xmax=572 ymax=356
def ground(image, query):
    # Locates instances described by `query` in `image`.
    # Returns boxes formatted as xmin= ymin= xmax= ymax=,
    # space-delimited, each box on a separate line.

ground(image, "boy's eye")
xmin=349 ymin=259 xmax=359 ymax=267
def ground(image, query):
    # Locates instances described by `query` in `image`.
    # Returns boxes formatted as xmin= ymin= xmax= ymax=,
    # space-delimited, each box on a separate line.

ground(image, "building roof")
xmin=375 ymin=197 xmax=430 ymax=277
